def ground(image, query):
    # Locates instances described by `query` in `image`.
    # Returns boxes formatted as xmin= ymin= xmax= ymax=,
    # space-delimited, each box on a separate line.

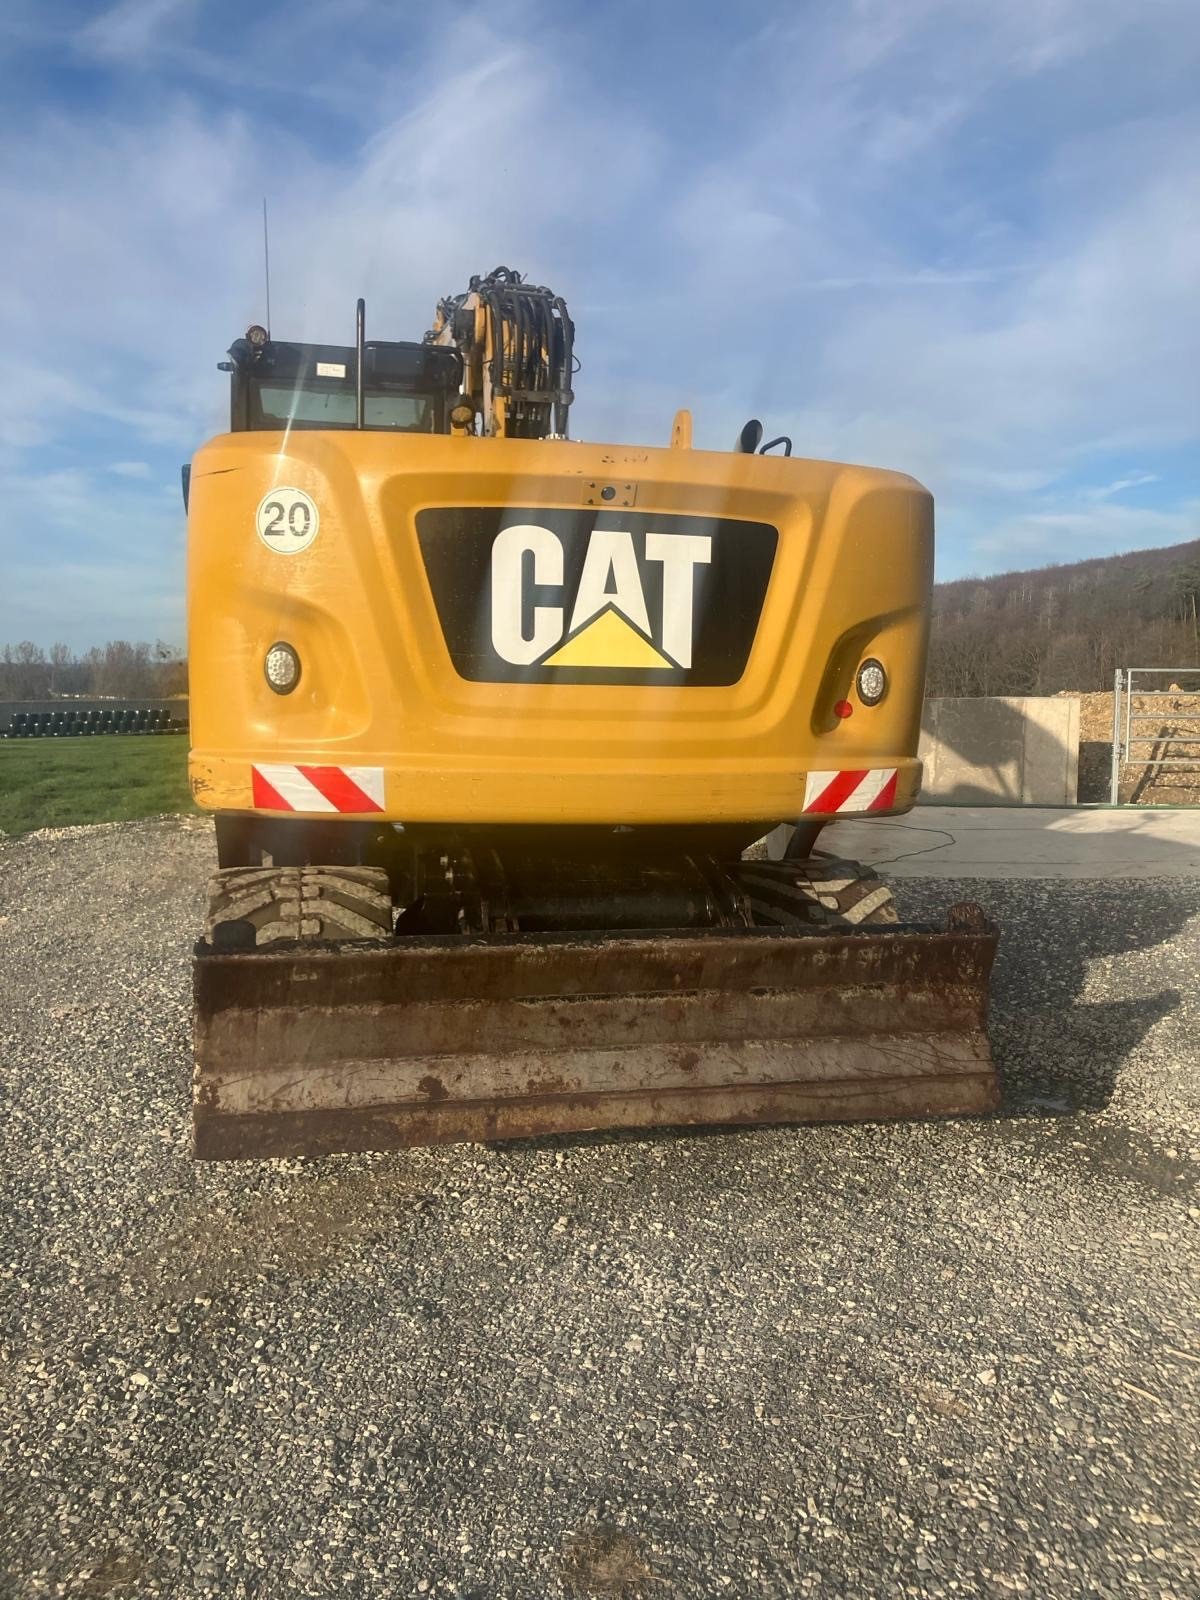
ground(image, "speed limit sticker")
xmin=255 ymin=487 xmax=320 ymax=554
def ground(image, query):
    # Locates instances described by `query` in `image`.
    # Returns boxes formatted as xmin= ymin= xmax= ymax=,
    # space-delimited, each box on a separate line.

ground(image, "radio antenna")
xmin=262 ymin=197 xmax=272 ymax=336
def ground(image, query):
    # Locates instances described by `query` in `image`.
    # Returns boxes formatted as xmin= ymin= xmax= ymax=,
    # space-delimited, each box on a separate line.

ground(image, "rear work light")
xmin=264 ymin=642 xmax=301 ymax=694
xmin=856 ymin=658 xmax=887 ymax=706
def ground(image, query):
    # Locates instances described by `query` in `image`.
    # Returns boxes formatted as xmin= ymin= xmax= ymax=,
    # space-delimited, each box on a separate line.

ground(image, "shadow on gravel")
xmin=978 ymin=876 xmax=1196 ymax=1116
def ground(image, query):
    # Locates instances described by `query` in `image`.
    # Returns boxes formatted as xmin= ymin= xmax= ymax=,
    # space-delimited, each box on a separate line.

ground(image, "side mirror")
xmin=735 ymin=419 xmax=763 ymax=454
xmin=181 ymin=464 xmax=191 ymax=513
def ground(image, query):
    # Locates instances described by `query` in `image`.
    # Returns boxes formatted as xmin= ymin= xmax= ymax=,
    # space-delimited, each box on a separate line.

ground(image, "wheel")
xmin=731 ymin=855 xmax=898 ymax=928
xmin=205 ymin=866 xmax=394 ymax=946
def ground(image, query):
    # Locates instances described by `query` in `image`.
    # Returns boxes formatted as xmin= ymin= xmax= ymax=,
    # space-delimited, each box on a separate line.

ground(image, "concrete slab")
xmin=919 ymin=696 xmax=1080 ymax=806
xmin=820 ymin=806 xmax=1200 ymax=879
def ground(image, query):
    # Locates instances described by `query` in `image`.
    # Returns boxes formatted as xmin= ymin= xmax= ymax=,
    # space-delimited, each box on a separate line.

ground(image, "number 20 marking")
xmin=261 ymin=500 xmax=311 ymax=538
xmin=255 ymin=487 xmax=320 ymax=553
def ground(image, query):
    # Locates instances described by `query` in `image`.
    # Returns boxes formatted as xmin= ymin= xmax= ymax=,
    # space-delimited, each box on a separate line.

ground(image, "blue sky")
xmin=1 ymin=0 xmax=1197 ymax=649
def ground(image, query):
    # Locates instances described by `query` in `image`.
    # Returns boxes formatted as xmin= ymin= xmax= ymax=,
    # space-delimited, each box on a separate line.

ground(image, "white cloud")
xmin=1 ymin=0 xmax=1198 ymax=641
xmin=0 ymin=13 xmax=666 ymax=463
xmin=79 ymin=0 xmax=199 ymax=62
xmin=0 ymin=551 xmax=184 ymax=643
xmin=971 ymin=499 xmax=1200 ymax=562
xmin=109 ymin=460 xmax=153 ymax=479
xmin=1084 ymin=472 xmax=1160 ymax=502
xmin=0 ymin=464 xmax=186 ymax=644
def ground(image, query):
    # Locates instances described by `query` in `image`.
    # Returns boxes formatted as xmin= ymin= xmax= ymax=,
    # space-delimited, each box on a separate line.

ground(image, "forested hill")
xmin=927 ymin=537 xmax=1200 ymax=697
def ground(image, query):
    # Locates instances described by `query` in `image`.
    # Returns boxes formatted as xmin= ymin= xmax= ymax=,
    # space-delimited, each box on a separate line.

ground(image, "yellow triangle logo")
xmin=542 ymin=607 xmax=674 ymax=670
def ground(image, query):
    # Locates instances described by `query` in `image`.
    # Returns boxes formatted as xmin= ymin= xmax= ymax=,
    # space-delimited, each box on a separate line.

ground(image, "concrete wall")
xmin=919 ymin=696 xmax=1079 ymax=806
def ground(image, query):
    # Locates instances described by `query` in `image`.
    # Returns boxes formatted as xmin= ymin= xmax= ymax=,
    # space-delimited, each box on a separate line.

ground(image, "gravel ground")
xmin=0 ymin=817 xmax=1197 ymax=1600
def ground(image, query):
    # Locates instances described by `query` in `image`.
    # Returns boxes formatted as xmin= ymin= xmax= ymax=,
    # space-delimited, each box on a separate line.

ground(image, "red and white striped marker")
xmin=802 ymin=767 xmax=898 ymax=814
xmin=251 ymin=763 xmax=385 ymax=814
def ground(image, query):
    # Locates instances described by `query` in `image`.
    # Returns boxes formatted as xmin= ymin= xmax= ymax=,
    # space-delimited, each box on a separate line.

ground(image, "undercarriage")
xmin=193 ymin=820 xmax=999 ymax=1160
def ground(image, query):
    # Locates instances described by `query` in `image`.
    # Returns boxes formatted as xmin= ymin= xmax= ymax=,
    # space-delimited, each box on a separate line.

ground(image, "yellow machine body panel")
xmin=187 ymin=431 xmax=931 ymax=826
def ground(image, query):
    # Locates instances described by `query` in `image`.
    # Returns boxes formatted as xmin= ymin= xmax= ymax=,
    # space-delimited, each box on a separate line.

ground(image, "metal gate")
xmin=1110 ymin=667 xmax=1200 ymax=803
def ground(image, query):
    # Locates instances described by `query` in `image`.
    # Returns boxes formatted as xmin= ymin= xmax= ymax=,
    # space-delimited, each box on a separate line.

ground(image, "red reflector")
xmin=834 ymin=699 xmax=853 ymax=719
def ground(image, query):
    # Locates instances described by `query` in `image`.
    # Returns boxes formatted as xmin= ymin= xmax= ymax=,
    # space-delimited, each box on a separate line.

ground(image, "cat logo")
xmin=490 ymin=524 xmax=712 ymax=670
xmin=418 ymin=506 xmax=777 ymax=687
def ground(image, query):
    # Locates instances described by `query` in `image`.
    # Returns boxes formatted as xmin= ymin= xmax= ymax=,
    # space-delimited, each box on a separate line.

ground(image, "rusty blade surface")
xmin=193 ymin=914 xmax=1000 ymax=1160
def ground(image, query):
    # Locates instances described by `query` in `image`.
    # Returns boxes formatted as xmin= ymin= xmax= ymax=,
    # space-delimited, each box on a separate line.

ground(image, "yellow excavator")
xmin=186 ymin=267 xmax=997 ymax=1159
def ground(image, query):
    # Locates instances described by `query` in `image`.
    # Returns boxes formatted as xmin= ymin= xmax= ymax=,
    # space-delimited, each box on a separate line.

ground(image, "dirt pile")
xmin=1071 ymin=689 xmax=1200 ymax=804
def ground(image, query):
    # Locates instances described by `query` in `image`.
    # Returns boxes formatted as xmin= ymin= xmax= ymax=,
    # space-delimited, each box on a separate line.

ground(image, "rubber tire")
xmin=731 ymin=855 xmax=899 ymax=928
xmin=206 ymin=866 xmax=394 ymax=946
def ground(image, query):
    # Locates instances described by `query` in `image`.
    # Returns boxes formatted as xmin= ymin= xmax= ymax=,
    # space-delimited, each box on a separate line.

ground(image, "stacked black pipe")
xmin=2 ymin=706 xmax=184 ymax=738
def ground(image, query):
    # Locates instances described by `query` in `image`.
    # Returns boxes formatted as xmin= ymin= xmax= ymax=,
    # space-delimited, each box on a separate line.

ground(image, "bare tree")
xmin=49 ymin=642 xmax=71 ymax=694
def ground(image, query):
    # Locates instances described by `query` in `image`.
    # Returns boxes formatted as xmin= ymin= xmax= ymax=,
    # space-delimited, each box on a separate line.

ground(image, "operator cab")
xmin=221 ymin=324 xmax=463 ymax=435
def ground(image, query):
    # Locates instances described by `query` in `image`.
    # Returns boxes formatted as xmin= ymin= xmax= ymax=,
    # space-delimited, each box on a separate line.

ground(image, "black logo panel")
xmin=417 ymin=507 xmax=777 ymax=686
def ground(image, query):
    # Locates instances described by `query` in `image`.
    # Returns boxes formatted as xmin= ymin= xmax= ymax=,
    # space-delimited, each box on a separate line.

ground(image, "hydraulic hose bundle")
xmin=428 ymin=266 xmax=575 ymax=438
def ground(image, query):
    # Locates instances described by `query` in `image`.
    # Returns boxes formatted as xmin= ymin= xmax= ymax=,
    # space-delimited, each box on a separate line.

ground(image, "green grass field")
xmin=0 ymin=735 xmax=196 ymax=835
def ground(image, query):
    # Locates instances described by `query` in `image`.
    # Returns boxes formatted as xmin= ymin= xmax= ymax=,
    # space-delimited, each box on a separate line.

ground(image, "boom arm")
xmin=426 ymin=266 xmax=574 ymax=439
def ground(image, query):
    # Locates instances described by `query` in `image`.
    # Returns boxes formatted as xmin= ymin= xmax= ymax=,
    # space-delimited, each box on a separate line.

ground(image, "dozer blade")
xmin=193 ymin=905 xmax=999 ymax=1160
